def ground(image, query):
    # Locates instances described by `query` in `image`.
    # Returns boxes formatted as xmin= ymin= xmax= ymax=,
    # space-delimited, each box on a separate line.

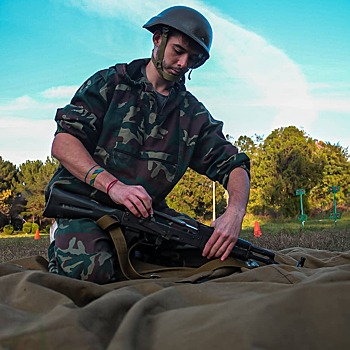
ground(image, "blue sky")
xmin=1 ymin=0 xmax=349 ymax=166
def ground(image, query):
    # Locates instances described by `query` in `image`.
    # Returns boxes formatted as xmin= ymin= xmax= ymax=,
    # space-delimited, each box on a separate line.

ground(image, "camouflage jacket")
xmin=47 ymin=59 xmax=250 ymax=206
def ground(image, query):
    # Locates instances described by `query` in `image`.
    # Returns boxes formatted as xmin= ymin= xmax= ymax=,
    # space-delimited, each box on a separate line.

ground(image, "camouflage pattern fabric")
xmin=46 ymin=58 xmax=250 ymax=283
xmin=48 ymin=218 xmax=119 ymax=283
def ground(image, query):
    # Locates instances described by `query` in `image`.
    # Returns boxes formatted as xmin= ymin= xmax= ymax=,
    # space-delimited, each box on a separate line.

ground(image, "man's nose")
xmin=177 ymin=54 xmax=189 ymax=68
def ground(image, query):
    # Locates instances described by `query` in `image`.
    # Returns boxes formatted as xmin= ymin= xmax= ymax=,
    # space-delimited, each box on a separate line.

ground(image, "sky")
xmin=1 ymin=0 xmax=349 ymax=166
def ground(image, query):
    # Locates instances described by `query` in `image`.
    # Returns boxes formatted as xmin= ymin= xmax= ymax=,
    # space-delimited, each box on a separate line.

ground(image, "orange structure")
xmin=254 ymin=221 xmax=262 ymax=237
xmin=34 ymin=229 xmax=40 ymax=240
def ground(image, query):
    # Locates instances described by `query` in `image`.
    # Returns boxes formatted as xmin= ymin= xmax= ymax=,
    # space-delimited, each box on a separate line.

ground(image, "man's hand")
xmin=51 ymin=134 xmax=153 ymax=218
xmin=108 ymin=181 xmax=153 ymax=218
xmin=202 ymin=167 xmax=250 ymax=261
xmin=202 ymin=206 xmax=245 ymax=261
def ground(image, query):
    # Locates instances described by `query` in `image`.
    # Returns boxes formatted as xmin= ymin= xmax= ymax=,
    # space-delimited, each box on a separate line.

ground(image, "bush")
xmin=3 ymin=224 xmax=14 ymax=235
xmin=45 ymin=225 xmax=50 ymax=234
xmin=32 ymin=223 xmax=40 ymax=234
xmin=22 ymin=222 xmax=32 ymax=234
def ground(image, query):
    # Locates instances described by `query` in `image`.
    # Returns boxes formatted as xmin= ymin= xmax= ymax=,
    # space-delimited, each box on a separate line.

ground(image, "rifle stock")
xmin=44 ymin=187 xmax=277 ymax=265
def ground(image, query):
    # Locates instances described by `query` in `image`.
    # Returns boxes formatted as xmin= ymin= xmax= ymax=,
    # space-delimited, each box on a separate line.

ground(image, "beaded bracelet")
xmin=106 ymin=179 xmax=119 ymax=195
xmin=84 ymin=164 xmax=99 ymax=183
xmin=89 ymin=167 xmax=105 ymax=187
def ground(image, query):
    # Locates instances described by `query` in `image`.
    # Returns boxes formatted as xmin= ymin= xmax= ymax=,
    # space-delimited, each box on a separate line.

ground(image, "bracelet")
xmin=106 ymin=179 xmax=119 ymax=195
xmin=89 ymin=167 xmax=105 ymax=187
xmin=84 ymin=164 xmax=99 ymax=183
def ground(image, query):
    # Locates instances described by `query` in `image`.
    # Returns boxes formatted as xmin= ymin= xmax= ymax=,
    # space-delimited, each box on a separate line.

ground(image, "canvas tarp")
xmin=0 ymin=247 xmax=349 ymax=350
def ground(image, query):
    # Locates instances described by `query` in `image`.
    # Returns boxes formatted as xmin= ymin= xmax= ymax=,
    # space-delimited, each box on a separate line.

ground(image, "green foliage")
xmin=17 ymin=157 xmax=59 ymax=221
xmin=22 ymin=222 xmax=33 ymax=234
xmin=0 ymin=157 xmax=18 ymax=192
xmin=0 ymin=158 xmax=20 ymax=220
xmin=250 ymin=126 xmax=325 ymax=217
xmin=32 ymin=223 xmax=40 ymax=234
xmin=166 ymin=168 xmax=227 ymax=220
xmin=309 ymin=142 xmax=350 ymax=211
xmin=3 ymin=224 xmax=14 ymax=235
xmin=0 ymin=127 xmax=349 ymax=222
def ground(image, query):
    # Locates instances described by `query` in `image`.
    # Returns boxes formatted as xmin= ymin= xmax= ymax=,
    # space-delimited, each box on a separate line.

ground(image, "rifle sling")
xmin=96 ymin=215 xmax=245 ymax=280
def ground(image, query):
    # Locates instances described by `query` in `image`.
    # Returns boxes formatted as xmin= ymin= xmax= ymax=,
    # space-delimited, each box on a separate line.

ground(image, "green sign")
xmin=330 ymin=213 xmax=342 ymax=219
xmin=329 ymin=186 xmax=341 ymax=225
xmin=295 ymin=188 xmax=307 ymax=226
xmin=295 ymin=188 xmax=305 ymax=195
xmin=329 ymin=186 xmax=340 ymax=193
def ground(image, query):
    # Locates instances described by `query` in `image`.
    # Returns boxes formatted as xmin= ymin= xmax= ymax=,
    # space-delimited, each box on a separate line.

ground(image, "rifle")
xmin=43 ymin=187 xmax=278 ymax=266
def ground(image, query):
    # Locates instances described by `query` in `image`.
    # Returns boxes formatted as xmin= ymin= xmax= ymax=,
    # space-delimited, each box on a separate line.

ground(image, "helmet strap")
xmin=188 ymin=69 xmax=193 ymax=80
xmin=152 ymin=27 xmax=182 ymax=82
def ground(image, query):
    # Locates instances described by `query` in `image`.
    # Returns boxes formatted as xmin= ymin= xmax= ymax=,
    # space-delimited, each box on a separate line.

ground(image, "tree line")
xmin=0 ymin=126 xmax=349 ymax=231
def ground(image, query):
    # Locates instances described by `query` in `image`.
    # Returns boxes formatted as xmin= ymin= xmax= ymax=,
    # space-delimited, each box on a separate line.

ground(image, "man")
xmin=45 ymin=6 xmax=250 ymax=284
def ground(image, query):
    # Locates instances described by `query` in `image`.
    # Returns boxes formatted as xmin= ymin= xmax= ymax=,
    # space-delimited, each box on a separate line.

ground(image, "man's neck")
xmin=145 ymin=61 xmax=174 ymax=96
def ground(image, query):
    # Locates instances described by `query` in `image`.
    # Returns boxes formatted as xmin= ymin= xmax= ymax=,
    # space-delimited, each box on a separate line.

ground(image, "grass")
xmin=0 ymin=213 xmax=349 ymax=264
xmin=0 ymin=233 xmax=50 ymax=263
xmin=241 ymin=211 xmax=350 ymax=252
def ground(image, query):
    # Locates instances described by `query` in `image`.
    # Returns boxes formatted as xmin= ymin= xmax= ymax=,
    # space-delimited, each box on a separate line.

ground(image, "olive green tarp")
xmin=0 ymin=248 xmax=349 ymax=350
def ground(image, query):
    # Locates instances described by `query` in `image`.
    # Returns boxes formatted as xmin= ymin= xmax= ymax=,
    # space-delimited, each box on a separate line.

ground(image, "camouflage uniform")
xmin=46 ymin=58 xmax=250 ymax=283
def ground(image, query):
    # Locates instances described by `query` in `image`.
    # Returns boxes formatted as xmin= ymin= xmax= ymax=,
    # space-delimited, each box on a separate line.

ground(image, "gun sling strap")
xmin=96 ymin=215 xmax=246 ymax=281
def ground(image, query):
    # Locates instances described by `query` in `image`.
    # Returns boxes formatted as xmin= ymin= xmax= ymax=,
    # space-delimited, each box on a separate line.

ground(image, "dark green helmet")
xmin=143 ymin=6 xmax=213 ymax=69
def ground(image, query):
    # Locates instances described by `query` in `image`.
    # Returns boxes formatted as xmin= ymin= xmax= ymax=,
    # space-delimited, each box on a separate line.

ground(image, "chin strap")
xmin=152 ymin=27 xmax=182 ymax=82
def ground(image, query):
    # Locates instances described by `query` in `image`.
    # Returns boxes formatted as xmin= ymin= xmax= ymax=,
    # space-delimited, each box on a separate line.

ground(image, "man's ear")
xmin=153 ymin=30 xmax=162 ymax=47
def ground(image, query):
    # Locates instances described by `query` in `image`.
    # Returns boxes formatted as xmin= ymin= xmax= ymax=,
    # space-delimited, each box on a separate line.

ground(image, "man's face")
xmin=157 ymin=33 xmax=203 ymax=78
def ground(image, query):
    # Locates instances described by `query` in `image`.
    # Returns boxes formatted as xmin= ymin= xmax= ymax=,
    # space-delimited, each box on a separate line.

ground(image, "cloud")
xmin=3 ymin=0 xmax=348 ymax=165
xmin=0 ymin=115 xmax=56 ymax=166
xmin=41 ymin=86 xmax=78 ymax=99
xmin=0 ymin=91 xmax=60 ymax=165
xmin=69 ymin=0 xmax=316 ymax=124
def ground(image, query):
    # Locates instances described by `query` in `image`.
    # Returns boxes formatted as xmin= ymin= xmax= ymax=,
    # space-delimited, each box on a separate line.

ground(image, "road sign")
xmin=329 ymin=186 xmax=340 ymax=193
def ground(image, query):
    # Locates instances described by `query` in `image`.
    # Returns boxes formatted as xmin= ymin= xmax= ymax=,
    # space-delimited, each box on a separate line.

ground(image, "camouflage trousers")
xmin=48 ymin=218 xmax=119 ymax=284
xmin=48 ymin=210 xmax=203 ymax=284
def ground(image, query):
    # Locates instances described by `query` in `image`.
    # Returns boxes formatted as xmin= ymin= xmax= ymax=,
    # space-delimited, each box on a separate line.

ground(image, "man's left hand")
xmin=202 ymin=206 xmax=245 ymax=261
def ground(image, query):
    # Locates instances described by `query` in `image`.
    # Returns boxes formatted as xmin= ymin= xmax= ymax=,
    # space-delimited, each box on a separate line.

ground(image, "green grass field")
xmin=0 ymin=213 xmax=349 ymax=264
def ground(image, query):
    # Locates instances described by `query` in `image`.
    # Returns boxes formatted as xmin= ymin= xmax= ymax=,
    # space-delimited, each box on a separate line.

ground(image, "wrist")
xmin=106 ymin=179 xmax=119 ymax=195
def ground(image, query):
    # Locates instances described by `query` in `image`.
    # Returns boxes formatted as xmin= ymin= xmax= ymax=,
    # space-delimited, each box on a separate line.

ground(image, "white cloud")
xmin=0 ymin=115 xmax=56 ymax=166
xmin=66 ymin=0 xmax=316 ymax=119
xmin=0 ymin=91 xmax=60 ymax=165
xmin=2 ymin=0 xmax=348 ymax=165
xmin=41 ymin=85 xmax=78 ymax=99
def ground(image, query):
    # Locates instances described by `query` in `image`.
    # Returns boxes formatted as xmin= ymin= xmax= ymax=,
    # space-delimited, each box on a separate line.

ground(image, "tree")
xmin=166 ymin=168 xmax=227 ymax=221
xmin=309 ymin=142 xmax=350 ymax=211
xmin=17 ymin=157 xmax=59 ymax=223
xmin=0 ymin=157 xmax=20 ymax=227
xmin=0 ymin=157 xmax=18 ymax=192
xmin=252 ymin=126 xmax=325 ymax=217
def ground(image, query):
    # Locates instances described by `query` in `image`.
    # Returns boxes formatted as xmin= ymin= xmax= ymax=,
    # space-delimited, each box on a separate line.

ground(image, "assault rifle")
xmin=43 ymin=187 xmax=278 ymax=266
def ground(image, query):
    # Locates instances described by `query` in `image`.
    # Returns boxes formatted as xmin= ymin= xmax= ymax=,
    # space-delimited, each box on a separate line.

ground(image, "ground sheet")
xmin=0 ymin=248 xmax=349 ymax=350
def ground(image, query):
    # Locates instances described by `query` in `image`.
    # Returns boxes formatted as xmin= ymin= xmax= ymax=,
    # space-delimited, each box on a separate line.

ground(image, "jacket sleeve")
xmin=54 ymin=69 xmax=115 ymax=154
xmin=189 ymin=110 xmax=250 ymax=189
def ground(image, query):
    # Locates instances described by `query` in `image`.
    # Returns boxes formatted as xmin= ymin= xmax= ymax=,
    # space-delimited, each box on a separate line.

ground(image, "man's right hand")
xmin=108 ymin=181 xmax=153 ymax=218
xmin=51 ymin=133 xmax=153 ymax=218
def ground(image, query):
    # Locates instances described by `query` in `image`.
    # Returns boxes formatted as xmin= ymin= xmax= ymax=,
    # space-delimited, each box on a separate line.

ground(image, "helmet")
xmin=143 ymin=6 xmax=212 ymax=72
xmin=144 ymin=6 xmax=212 ymax=66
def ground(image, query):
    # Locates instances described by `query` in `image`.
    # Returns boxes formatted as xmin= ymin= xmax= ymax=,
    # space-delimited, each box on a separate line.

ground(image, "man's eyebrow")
xmin=173 ymin=43 xmax=186 ymax=51
xmin=173 ymin=43 xmax=200 ymax=56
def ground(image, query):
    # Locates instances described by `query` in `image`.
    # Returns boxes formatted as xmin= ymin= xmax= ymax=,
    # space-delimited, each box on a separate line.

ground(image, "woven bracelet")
xmin=106 ymin=179 xmax=119 ymax=195
xmin=89 ymin=167 xmax=105 ymax=187
xmin=84 ymin=164 xmax=99 ymax=183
